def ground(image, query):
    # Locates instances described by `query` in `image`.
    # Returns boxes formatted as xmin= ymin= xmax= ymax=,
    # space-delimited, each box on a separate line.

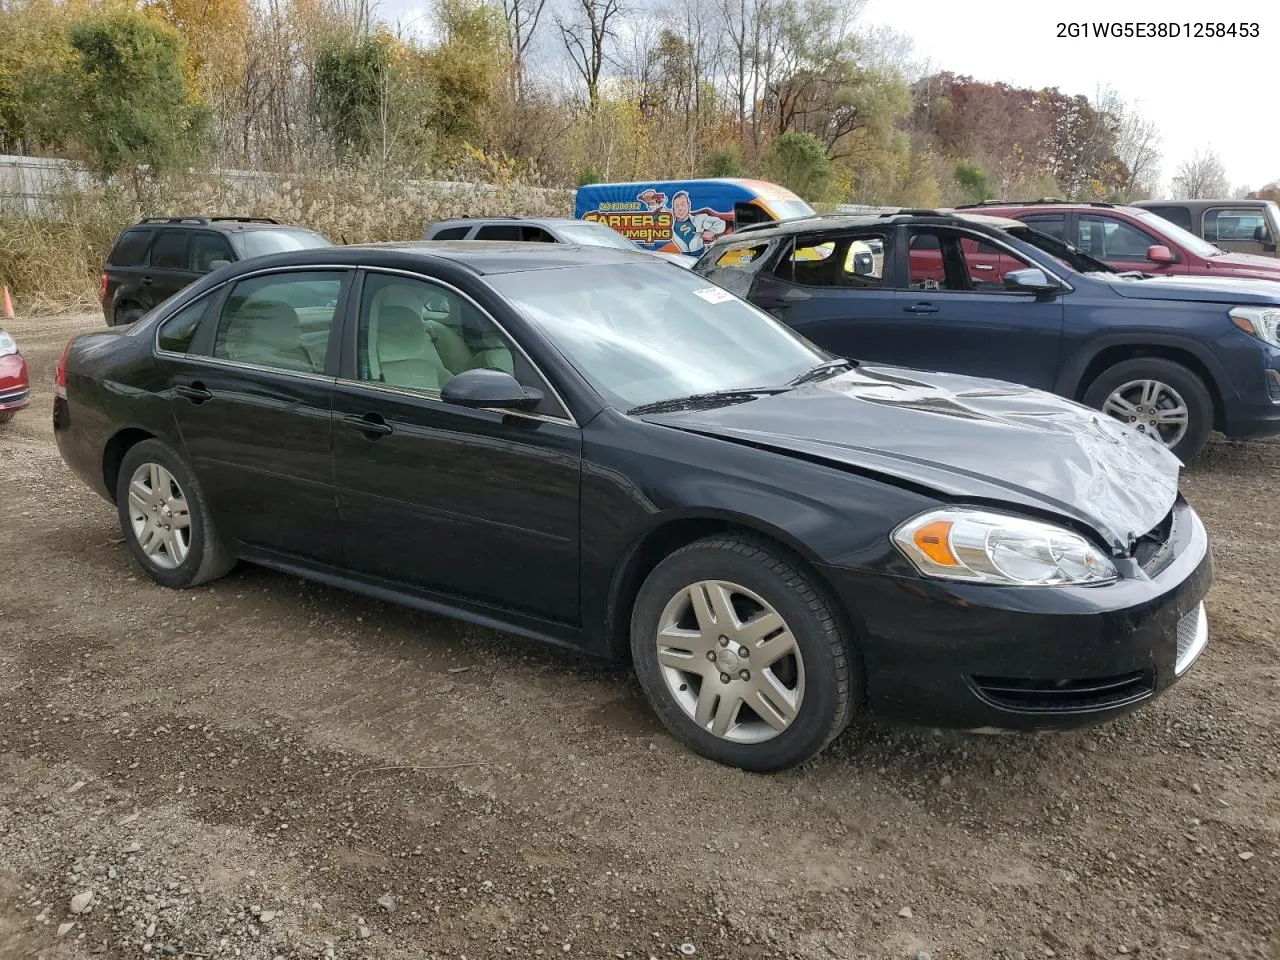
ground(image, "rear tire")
xmin=1083 ymin=357 xmax=1213 ymax=462
xmin=630 ymin=535 xmax=857 ymax=772
xmin=113 ymin=304 xmax=144 ymax=327
xmin=115 ymin=439 xmax=234 ymax=588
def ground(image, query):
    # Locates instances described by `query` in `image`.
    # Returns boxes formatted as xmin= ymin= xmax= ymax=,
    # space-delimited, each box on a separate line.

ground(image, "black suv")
xmin=101 ymin=217 xmax=331 ymax=326
xmin=693 ymin=210 xmax=1280 ymax=461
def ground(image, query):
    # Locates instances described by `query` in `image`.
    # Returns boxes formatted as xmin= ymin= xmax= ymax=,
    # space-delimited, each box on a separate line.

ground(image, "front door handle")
xmin=903 ymin=302 xmax=939 ymax=314
xmin=175 ymin=382 xmax=212 ymax=404
xmin=140 ymin=276 xmax=154 ymax=286
xmin=972 ymin=264 xmax=994 ymax=271
xmin=343 ymin=413 xmax=393 ymax=438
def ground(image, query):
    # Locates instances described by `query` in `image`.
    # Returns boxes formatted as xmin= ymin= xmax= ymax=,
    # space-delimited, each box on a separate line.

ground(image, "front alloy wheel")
xmin=1101 ymin=379 xmax=1189 ymax=450
xmin=655 ymin=580 xmax=804 ymax=743
xmin=631 ymin=535 xmax=857 ymax=772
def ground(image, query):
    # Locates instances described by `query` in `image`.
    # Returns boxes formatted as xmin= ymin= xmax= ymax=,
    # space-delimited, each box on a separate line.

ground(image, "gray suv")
xmin=424 ymin=216 xmax=690 ymax=266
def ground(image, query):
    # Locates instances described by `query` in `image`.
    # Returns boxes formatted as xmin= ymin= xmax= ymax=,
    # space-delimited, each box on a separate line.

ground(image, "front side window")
xmin=189 ymin=233 xmax=236 ymax=273
xmin=357 ymin=273 xmax=568 ymax=409
xmin=490 ymin=260 xmax=825 ymax=409
xmin=149 ymin=231 xmax=189 ymax=269
xmin=474 ymin=224 xmax=524 ymax=241
xmin=907 ymin=230 xmax=1036 ymax=290
xmin=1204 ymin=207 xmax=1270 ymax=243
xmin=776 ymin=232 xmax=886 ymax=288
xmin=1078 ymin=215 xmax=1159 ymax=261
xmin=212 ymin=271 xmax=345 ymax=374
xmin=157 ymin=298 xmax=210 ymax=353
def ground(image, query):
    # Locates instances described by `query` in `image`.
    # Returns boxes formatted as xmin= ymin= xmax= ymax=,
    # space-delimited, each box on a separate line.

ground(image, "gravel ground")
xmin=1 ymin=312 xmax=1277 ymax=960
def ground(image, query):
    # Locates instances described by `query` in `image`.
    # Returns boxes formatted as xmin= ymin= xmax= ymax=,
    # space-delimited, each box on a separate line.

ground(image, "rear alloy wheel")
xmin=116 ymin=439 xmax=234 ymax=588
xmin=631 ymin=536 xmax=856 ymax=771
xmin=1083 ymin=358 xmax=1213 ymax=462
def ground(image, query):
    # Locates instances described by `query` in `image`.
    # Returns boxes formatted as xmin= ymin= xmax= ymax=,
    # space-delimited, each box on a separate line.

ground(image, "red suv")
xmin=965 ymin=200 xmax=1280 ymax=284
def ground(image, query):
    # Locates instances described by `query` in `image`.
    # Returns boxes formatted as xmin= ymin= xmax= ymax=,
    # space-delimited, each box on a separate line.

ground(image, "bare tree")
xmin=1172 ymin=147 xmax=1229 ymax=199
xmin=1097 ymin=89 xmax=1161 ymax=201
xmin=556 ymin=0 xmax=624 ymax=107
xmin=502 ymin=0 xmax=548 ymax=97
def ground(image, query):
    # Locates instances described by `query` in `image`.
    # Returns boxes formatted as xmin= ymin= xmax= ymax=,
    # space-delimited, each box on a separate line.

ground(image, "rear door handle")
xmin=343 ymin=413 xmax=393 ymax=438
xmin=903 ymin=303 xmax=939 ymax=314
xmin=174 ymin=382 xmax=212 ymax=404
xmin=140 ymin=276 xmax=154 ymax=286
xmin=972 ymin=264 xmax=994 ymax=271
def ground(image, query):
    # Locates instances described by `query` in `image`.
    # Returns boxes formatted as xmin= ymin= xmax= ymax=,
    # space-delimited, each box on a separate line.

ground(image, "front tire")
xmin=0 ymin=410 xmax=14 ymax=425
xmin=630 ymin=535 xmax=857 ymax=772
xmin=1083 ymin=357 xmax=1213 ymax=462
xmin=115 ymin=439 xmax=234 ymax=588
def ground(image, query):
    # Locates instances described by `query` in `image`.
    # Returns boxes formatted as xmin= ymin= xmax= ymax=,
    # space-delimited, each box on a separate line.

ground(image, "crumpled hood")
xmin=641 ymin=365 xmax=1181 ymax=554
xmin=1104 ymin=272 xmax=1280 ymax=305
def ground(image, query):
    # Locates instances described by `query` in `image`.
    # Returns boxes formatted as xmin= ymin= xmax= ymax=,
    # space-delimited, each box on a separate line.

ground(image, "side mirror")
xmin=1003 ymin=267 xmax=1058 ymax=294
xmin=208 ymin=259 xmax=231 ymax=272
xmin=1146 ymin=244 xmax=1175 ymax=264
xmin=441 ymin=368 xmax=542 ymax=412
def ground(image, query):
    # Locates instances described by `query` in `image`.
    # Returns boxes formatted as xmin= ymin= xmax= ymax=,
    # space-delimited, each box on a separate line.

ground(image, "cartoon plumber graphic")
xmin=668 ymin=190 xmax=726 ymax=254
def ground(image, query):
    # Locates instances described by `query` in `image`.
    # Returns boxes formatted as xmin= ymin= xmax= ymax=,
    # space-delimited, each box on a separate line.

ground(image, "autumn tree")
xmin=556 ymin=0 xmax=623 ymax=108
xmin=765 ymin=130 xmax=832 ymax=200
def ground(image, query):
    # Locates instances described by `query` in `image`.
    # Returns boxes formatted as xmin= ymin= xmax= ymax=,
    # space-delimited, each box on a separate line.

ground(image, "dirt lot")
xmin=0 ymin=312 xmax=1277 ymax=960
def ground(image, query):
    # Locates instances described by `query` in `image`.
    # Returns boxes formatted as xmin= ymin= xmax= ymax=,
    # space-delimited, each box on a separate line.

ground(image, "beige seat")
xmin=372 ymin=306 xmax=449 ymax=391
xmin=222 ymin=300 xmax=315 ymax=372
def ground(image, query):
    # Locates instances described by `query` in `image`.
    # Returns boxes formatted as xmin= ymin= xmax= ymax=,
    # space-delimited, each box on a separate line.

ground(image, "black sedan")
xmin=53 ymin=243 xmax=1212 ymax=771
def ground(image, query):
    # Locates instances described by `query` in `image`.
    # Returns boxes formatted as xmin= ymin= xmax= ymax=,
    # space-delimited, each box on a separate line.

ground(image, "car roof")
xmin=718 ymin=209 xmax=1024 ymax=242
xmin=126 ymin=217 xmax=319 ymax=233
xmin=432 ymin=216 xmax=589 ymax=227
xmin=1132 ymin=198 xmax=1273 ymax=211
xmin=959 ymin=200 xmax=1154 ymax=216
xmin=222 ymin=240 xmax=656 ymax=276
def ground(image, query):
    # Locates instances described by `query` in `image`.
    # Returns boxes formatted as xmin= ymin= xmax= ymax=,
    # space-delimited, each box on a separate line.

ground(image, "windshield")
xmin=771 ymin=199 xmax=815 ymax=221
xmin=556 ymin=221 xmax=641 ymax=250
xmin=490 ymin=262 xmax=826 ymax=409
xmin=233 ymin=228 xmax=333 ymax=259
xmin=1132 ymin=210 xmax=1221 ymax=257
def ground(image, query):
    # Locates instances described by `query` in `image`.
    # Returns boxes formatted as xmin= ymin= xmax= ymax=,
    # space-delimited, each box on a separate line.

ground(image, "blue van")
xmin=574 ymin=179 xmax=813 ymax=258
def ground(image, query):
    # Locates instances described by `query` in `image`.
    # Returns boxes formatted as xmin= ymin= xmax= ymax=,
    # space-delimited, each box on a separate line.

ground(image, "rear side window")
xmin=475 ymin=224 xmax=524 ymax=241
xmin=1204 ymin=207 xmax=1270 ymax=242
xmin=109 ymin=229 xmax=152 ymax=267
xmin=778 ymin=233 xmax=887 ymax=288
xmin=1143 ymin=205 xmax=1193 ymax=232
xmin=157 ymin=298 xmax=209 ymax=353
xmin=431 ymin=226 xmax=471 ymax=240
xmin=213 ymin=271 xmax=346 ymax=374
xmin=1020 ymin=215 xmax=1066 ymax=241
xmin=149 ymin=231 xmax=189 ymax=269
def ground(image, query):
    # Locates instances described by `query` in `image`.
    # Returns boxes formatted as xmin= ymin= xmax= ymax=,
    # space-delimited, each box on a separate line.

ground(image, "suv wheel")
xmin=114 ymin=304 xmax=144 ymax=327
xmin=630 ymin=535 xmax=857 ymax=772
xmin=116 ymin=439 xmax=235 ymax=588
xmin=1083 ymin=358 xmax=1213 ymax=461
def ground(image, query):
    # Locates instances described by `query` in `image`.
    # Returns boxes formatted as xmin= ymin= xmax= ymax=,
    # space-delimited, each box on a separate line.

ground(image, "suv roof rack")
xmin=955 ymin=198 xmax=1117 ymax=209
xmin=137 ymin=215 xmax=280 ymax=225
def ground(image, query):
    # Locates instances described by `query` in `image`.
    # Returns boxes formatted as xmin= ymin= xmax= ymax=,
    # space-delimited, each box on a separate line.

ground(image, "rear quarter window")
xmin=109 ymin=229 xmax=153 ymax=267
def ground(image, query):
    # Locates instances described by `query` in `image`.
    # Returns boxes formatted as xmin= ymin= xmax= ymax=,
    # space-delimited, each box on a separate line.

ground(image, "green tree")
xmin=703 ymin=146 xmax=745 ymax=178
xmin=953 ymin=160 xmax=991 ymax=202
xmin=314 ymin=33 xmax=393 ymax=159
xmin=765 ymin=131 xmax=832 ymax=201
xmin=424 ymin=0 xmax=507 ymax=153
xmin=49 ymin=12 xmax=207 ymax=185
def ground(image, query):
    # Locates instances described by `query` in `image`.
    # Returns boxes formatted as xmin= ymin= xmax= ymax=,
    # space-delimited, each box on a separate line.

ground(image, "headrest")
xmin=376 ymin=306 xmax=429 ymax=363
xmin=240 ymin=300 xmax=300 ymax=350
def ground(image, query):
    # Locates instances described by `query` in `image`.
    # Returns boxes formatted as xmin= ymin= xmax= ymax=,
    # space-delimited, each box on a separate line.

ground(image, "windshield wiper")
xmin=787 ymin=357 xmax=855 ymax=386
xmin=628 ymin=387 xmax=788 ymax=416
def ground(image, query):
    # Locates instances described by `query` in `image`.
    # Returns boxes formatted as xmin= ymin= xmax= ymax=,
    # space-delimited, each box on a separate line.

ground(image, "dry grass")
xmin=0 ymin=165 xmax=573 ymax=309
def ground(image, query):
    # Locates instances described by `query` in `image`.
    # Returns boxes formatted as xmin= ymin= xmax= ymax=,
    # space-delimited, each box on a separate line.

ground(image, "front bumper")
xmin=0 ymin=354 xmax=30 ymax=412
xmin=819 ymin=498 xmax=1213 ymax=731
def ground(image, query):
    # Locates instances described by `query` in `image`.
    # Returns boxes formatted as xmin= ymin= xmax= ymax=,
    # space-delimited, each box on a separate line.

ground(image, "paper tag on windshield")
xmin=693 ymin=286 xmax=735 ymax=304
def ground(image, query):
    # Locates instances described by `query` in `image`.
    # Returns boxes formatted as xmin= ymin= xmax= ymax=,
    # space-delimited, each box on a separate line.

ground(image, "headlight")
xmin=893 ymin=509 xmax=1118 ymax=586
xmin=0 ymin=332 xmax=16 ymax=357
xmin=1230 ymin=306 xmax=1280 ymax=348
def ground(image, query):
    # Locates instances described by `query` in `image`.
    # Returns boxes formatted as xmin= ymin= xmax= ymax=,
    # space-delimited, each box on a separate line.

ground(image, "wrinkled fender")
xmin=1053 ymin=332 xmax=1235 ymax=401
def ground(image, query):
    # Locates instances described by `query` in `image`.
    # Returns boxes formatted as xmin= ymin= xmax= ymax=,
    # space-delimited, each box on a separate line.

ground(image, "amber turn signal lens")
xmin=1231 ymin=315 xmax=1256 ymax=336
xmin=913 ymin=519 xmax=958 ymax=566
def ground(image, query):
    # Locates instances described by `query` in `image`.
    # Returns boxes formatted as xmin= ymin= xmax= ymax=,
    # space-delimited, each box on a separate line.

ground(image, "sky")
xmin=861 ymin=0 xmax=1279 ymax=196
